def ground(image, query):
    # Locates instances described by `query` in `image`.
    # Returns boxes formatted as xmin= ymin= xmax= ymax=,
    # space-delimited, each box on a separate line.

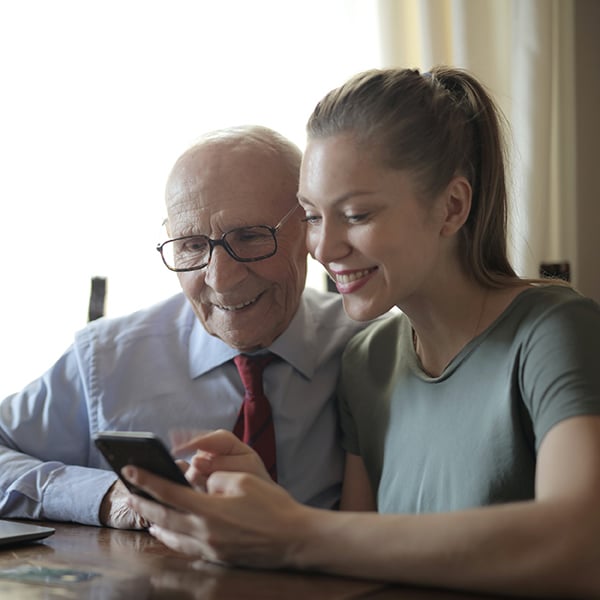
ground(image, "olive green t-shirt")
xmin=339 ymin=286 xmax=600 ymax=514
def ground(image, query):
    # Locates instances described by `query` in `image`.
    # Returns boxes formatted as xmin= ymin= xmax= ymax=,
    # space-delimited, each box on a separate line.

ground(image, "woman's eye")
xmin=345 ymin=213 xmax=369 ymax=223
xmin=301 ymin=214 xmax=322 ymax=225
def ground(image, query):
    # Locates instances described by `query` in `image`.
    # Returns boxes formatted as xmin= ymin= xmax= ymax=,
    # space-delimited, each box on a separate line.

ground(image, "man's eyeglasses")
xmin=156 ymin=204 xmax=299 ymax=272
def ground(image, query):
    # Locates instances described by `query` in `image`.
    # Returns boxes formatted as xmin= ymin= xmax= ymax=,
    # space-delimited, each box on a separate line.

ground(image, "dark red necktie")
xmin=233 ymin=354 xmax=277 ymax=482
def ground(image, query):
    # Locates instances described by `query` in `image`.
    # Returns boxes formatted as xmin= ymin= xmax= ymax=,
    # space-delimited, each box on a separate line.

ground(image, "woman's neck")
xmin=408 ymin=282 xmax=529 ymax=377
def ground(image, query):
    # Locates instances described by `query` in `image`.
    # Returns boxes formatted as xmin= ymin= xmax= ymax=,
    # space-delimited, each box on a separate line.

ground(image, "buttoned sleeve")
xmin=0 ymin=346 xmax=118 ymax=525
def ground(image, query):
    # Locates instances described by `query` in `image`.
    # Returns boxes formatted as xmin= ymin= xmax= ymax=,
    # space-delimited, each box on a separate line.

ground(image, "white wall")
xmin=0 ymin=0 xmax=382 ymax=398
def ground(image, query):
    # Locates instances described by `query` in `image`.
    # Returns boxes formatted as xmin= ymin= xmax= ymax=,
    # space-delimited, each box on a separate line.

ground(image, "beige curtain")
xmin=375 ymin=0 xmax=576 ymax=282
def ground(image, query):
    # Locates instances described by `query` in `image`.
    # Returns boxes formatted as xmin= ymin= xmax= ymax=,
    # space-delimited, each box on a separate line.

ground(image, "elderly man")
xmin=0 ymin=125 xmax=367 ymax=528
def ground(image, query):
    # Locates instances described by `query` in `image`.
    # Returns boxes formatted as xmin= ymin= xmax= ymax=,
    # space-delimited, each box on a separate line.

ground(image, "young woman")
xmin=123 ymin=67 xmax=600 ymax=598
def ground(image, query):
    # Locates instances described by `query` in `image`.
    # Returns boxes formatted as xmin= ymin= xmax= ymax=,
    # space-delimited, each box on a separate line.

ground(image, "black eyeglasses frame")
xmin=156 ymin=204 xmax=299 ymax=273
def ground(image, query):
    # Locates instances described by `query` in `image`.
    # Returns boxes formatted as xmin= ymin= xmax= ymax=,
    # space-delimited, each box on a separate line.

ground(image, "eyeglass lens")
xmin=162 ymin=226 xmax=276 ymax=271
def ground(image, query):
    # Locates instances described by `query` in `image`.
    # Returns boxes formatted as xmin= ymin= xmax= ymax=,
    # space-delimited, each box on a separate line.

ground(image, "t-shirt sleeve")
xmin=520 ymin=296 xmax=600 ymax=450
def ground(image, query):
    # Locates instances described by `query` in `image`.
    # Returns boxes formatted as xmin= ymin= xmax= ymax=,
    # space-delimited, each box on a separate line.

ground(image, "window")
xmin=0 ymin=1 xmax=381 ymax=397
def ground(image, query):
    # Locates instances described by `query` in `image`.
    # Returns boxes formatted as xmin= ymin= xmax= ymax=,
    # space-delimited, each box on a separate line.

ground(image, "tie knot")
xmin=234 ymin=353 xmax=274 ymax=396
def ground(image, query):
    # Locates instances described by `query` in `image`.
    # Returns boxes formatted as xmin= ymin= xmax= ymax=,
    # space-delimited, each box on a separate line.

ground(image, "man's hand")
xmin=99 ymin=479 xmax=149 ymax=529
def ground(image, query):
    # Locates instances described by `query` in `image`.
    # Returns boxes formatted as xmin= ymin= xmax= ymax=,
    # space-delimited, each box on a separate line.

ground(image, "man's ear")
xmin=440 ymin=176 xmax=472 ymax=237
xmin=162 ymin=217 xmax=172 ymax=237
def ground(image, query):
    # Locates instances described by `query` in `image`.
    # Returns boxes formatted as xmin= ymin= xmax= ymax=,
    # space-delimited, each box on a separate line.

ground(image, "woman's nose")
xmin=308 ymin=221 xmax=350 ymax=265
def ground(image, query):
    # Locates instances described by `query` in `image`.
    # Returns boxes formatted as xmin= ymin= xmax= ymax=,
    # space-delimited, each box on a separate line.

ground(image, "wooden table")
xmin=0 ymin=521 xmax=506 ymax=599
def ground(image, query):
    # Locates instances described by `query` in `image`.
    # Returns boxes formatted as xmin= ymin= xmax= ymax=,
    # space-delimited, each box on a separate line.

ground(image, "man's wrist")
xmin=99 ymin=481 xmax=116 ymax=525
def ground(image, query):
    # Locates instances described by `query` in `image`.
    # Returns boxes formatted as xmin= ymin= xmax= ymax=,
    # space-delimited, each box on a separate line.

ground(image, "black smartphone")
xmin=93 ymin=431 xmax=191 ymax=501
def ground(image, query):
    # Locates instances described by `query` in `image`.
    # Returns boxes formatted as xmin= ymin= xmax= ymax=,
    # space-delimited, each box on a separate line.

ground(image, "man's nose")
xmin=203 ymin=245 xmax=248 ymax=292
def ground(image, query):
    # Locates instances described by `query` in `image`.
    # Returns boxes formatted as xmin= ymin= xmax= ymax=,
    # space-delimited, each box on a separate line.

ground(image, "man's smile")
xmin=213 ymin=291 xmax=264 ymax=312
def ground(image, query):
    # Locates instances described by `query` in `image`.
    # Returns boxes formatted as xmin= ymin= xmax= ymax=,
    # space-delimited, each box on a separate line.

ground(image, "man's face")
xmin=165 ymin=143 xmax=307 ymax=352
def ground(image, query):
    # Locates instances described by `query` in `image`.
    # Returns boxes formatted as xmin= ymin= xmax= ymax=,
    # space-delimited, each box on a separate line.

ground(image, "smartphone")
xmin=93 ymin=431 xmax=191 ymax=501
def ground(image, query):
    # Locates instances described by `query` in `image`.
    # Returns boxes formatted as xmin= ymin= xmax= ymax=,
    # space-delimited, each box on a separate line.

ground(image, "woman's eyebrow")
xmin=298 ymin=189 xmax=377 ymax=207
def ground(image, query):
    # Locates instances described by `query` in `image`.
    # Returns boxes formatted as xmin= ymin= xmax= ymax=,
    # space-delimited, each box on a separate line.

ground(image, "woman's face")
xmin=298 ymin=134 xmax=449 ymax=321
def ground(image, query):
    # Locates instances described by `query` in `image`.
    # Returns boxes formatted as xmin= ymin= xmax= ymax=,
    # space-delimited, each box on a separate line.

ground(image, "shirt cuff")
xmin=43 ymin=465 xmax=118 ymax=525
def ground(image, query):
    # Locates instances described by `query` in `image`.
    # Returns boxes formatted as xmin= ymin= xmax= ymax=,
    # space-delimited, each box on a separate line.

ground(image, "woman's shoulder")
xmin=343 ymin=310 xmax=409 ymax=359
xmin=490 ymin=283 xmax=600 ymax=343
xmin=505 ymin=284 xmax=598 ymax=321
xmin=340 ymin=311 xmax=411 ymax=389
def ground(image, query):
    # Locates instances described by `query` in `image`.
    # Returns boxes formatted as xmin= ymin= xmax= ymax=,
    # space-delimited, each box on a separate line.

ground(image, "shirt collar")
xmin=188 ymin=293 xmax=317 ymax=380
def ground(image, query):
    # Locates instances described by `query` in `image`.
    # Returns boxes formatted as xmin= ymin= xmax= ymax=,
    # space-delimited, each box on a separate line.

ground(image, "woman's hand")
xmin=173 ymin=429 xmax=272 ymax=488
xmin=122 ymin=465 xmax=311 ymax=568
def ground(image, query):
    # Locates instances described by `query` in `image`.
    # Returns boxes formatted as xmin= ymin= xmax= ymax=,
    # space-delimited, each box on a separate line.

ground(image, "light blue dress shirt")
xmin=0 ymin=288 xmax=367 ymax=525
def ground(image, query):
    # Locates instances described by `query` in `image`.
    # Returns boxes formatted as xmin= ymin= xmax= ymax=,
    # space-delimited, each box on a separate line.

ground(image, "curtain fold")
xmin=375 ymin=0 xmax=576 ymax=281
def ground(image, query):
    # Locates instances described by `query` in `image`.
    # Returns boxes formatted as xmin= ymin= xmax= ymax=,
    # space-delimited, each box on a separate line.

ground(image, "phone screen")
xmin=94 ymin=431 xmax=191 ymax=500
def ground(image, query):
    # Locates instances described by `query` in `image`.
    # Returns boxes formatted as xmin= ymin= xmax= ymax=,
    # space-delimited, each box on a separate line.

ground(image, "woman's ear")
xmin=439 ymin=176 xmax=472 ymax=237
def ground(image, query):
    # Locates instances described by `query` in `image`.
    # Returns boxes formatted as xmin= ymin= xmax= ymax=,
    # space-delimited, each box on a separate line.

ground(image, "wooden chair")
xmin=88 ymin=277 xmax=107 ymax=321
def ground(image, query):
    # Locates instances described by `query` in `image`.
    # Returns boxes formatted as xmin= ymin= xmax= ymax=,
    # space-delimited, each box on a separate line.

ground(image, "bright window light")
xmin=0 ymin=1 xmax=381 ymax=397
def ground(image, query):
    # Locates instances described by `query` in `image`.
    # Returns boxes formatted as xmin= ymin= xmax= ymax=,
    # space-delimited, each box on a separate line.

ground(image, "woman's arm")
xmin=295 ymin=415 xmax=600 ymax=597
xmin=124 ymin=415 xmax=600 ymax=598
xmin=340 ymin=452 xmax=376 ymax=511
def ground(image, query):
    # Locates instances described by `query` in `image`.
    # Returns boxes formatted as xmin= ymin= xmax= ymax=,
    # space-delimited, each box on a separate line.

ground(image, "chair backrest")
xmin=88 ymin=277 xmax=107 ymax=322
xmin=539 ymin=261 xmax=570 ymax=282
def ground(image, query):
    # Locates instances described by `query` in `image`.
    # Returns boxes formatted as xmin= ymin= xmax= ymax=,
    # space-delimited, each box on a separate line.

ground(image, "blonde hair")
xmin=306 ymin=66 xmax=522 ymax=287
